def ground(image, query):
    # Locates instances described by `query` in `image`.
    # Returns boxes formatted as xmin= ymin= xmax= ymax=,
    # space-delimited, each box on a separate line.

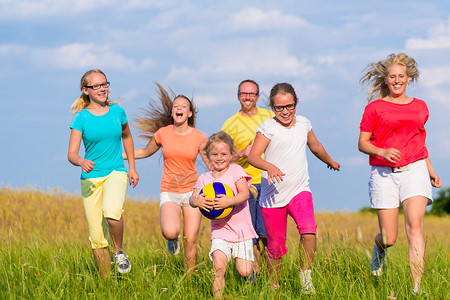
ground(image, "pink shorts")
xmin=261 ymin=191 xmax=317 ymax=259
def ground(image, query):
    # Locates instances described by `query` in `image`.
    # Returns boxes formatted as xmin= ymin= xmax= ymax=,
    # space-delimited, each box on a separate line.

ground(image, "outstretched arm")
xmin=123 ymin=136 xmax=160 ymax=160
xmin=247 ymin=132 xmax=285 ymax=183
xmin=307 ymin=129 xmax=340 ymax=171
xmin=358 ymin=131 xmax=401 ymax=164
xmin=122 ymin=122 xmax=139 ymax=187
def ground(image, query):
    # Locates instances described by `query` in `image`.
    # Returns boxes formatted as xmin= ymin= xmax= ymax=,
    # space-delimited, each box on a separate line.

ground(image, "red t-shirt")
xmin=359 ymin=98 xmax=429 ymax=167
xmin=154 ymin=125 xmax=207 ymax=193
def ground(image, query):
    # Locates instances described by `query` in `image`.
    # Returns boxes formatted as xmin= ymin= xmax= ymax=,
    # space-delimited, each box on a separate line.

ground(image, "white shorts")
xmin=159 ymin=191 xmax=193 ymax=207
xmin=369 ymin=159 xmax=432 ymax=209
xmin=209 ymin=239 xmax=254 ymax=262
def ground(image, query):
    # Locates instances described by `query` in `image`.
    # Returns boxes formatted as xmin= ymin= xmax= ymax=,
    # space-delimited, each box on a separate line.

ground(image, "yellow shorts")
xmin=81 ymin=170 xmax=128 ymax=249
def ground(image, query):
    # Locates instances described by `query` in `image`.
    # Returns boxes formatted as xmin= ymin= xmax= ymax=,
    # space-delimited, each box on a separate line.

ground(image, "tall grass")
xmin=1 ymin=187 xmax=448 ymax=299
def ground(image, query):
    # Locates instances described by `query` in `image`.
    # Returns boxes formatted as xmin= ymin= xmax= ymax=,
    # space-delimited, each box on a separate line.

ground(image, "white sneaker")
xmin=412 ymin=284 xmax=426 ymax=296
xmin=300 ymin=269 xmax=316 ymax=294
xmin=114 ymin=250 xmax=131 ymax=274
xmin=370 ymin=245 xmax=385 ymax=276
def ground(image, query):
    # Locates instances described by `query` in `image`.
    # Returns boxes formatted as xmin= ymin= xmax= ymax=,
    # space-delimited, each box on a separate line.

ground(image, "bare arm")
xmin=424 ymin=153 xmax=441 ymax=188
xmin=307 ymin=129 xmax=340 ymax=171
xmin=247 ymin=132 xmax=285 ymax=183
xmin=190 ymin=187 xmax=214 ymax=211
xmin=68 ymin=128 xmax=96 ymax=173
xmin=122 ymin=122 xmax=139 ymax=187
xmin=123 ymin=136 xmax=160 ymax=160
xmin=214 ymin=177 xmax=250 ymax=210
xmin=199 ymin=139 xmax=212 ymax=170
xmin=358 ymin=131 xmax=401 ymax=164
xmin=231 ymin=140 xmax=253 ymax=161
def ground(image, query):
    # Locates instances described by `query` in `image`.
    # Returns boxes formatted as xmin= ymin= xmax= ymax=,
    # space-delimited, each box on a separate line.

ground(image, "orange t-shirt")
xmin=154 ymin=125 xmax=207 ymax=193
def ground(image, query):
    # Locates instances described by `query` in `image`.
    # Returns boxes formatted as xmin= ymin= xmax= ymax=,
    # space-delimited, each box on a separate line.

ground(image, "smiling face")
xmin=172 ymin=96 xmax=193 ymax=126
xmin=238 ymin=81 xmax=260 ymax=114
xmin=208 ymin=142 xmax=232 ymax=173
xmin=272 ymin=92 xmax=297 ymax=127
xmin=82 ymin=72 xmax=109 ymax=104
xmin=385 ymin=64 xmax=410 ymax=98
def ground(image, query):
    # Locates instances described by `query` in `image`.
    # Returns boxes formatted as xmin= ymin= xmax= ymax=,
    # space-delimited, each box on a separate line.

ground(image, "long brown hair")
xmin=134 ymin=83 xmax=198 ymax=141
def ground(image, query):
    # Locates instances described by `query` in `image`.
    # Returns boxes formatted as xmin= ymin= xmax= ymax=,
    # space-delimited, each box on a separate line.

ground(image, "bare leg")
xmin=375 ymin=208 xmax=399 ymax=252
xmin=92 ymin=247 xmax=111 ymax=279
xmin=211 ymin=250 xmax=228 ymax=297
xmin=106 ymin=216 xmax=124 ymax=254
xmin=160 ymin=202 xmax=182 ymax=240
xmin=403 ymin=196 xmax=428 ymax=287
xmin=181 ymin=204 xmax=202 ymax=271
xmin=267 ymin=257 xmax=282 ymax=288
xmin=253 ymin=237 xmax=267 ymax=274
xmin=299 ymin=234 xmax=316 ymax=271
xmin=235 ymin=257 xmax=253 ymax=278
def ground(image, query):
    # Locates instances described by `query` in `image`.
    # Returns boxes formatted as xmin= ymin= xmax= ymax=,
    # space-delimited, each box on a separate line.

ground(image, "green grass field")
xmin=1 ymin=187 xmax=449 ymax=299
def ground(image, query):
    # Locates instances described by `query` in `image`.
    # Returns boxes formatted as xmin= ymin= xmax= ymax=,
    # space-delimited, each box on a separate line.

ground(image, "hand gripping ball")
xmin=200 ymin=182 xmax=234 ymax=219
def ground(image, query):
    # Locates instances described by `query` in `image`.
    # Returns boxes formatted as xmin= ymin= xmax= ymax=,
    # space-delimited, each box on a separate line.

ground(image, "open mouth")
xmin=175 ymin=111 xmax=183 ymax=117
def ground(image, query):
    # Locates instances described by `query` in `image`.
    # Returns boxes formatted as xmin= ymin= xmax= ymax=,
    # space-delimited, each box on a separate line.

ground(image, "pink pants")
xmin=261 ymin=191 xmax=317 ymax=259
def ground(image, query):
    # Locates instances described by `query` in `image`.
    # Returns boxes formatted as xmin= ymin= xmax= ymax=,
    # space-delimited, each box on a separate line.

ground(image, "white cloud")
xmin=0 ymin=0 xmax=113 ymax=19
xmin=0 ymin=44 xmax=26 ymax=56
xmin=121 ymin=0 xmax=167 ymax=10
xmin=29 ymin=43 xmax=155 ymax=71
xmin=420 ymin=65 xmax=450 ymax=88
xmin=229 ymin=7 xmax=309 ymax=31
xmin=166 ymin=39 xmax=313 ymax=102
xmin=317 ymin=55 xmax=336 ymax=65
xmin=406 ymin=17 xmax=450 ymax=50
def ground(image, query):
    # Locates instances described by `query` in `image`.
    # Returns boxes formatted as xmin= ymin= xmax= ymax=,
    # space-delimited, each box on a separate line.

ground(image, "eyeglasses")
xmin=273 ymin=103 xmax=296 ymax=112
xmin=238 ymin=92 xmax=258 ymax=98
xmin=85 ymin=82 xmax=110 ymax=90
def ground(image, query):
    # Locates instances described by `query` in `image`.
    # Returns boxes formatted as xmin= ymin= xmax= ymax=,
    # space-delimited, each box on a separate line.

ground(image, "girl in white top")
xmin=248 ymin=83 xmax=340 ymax=293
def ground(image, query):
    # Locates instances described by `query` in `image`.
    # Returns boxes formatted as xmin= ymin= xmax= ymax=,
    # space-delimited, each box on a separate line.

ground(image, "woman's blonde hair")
xmin=70 ymin=69 xmax=112 ymax=114
xmin=134 ymin=83 xmax=198 ymax=142
xmin=360 ymin=53 xmax=419 ymax=102
xmin=202 ymin=131 xmax=237 ymax=159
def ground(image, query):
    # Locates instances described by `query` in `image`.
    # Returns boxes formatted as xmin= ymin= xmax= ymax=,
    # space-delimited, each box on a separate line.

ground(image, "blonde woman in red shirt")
xmin=358 ymin=53 xmax=441 ymax=295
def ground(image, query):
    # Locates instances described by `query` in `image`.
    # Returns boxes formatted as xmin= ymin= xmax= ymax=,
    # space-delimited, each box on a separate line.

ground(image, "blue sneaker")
xmin=167 ymin=236 xmax=180 ymax=255
xmin=114 ymin=250 xmax=131 ymax=274
xmin=248 ymin=270 xmax=256 ymax=283
xmin=370 ymin=245 xmax=385 ymax=276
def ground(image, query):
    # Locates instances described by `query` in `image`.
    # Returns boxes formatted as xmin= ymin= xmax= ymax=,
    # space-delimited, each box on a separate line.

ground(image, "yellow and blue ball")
xmin=200 ymin=182 xmax=234 ymax=219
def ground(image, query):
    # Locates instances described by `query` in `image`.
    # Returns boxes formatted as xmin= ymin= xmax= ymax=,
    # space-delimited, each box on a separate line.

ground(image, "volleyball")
xmin=199 ymin=182 xmax=234 ymax=220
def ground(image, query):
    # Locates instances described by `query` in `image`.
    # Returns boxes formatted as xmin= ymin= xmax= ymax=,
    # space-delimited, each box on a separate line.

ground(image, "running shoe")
xmin=300 ymin=269 xmax=316 ymax=294
xmin=412 ymin=284 xmax=426 ymax=296
xmin=370 ymin=245 xmax=385 ymax=276
xmin=114 ymin=250 xmax=131 ymax=274
xmin=167 ymin=236 xmax=180 ymax=255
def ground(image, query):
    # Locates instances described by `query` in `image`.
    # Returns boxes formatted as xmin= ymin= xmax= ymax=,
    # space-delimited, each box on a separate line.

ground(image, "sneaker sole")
xmin=118 ymin=265 xmax=131 ymax=274
xmin=371 ymin=268 xmax=383 ymax=276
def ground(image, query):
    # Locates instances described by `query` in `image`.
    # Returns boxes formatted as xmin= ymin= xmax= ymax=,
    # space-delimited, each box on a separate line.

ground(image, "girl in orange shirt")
xmin=124 ymin=83 xmax=208 ymax=271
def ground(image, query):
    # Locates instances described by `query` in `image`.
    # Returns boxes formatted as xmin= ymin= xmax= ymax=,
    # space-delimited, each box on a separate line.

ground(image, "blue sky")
xmin=1 ymin=0 xmax=450 ymax=211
